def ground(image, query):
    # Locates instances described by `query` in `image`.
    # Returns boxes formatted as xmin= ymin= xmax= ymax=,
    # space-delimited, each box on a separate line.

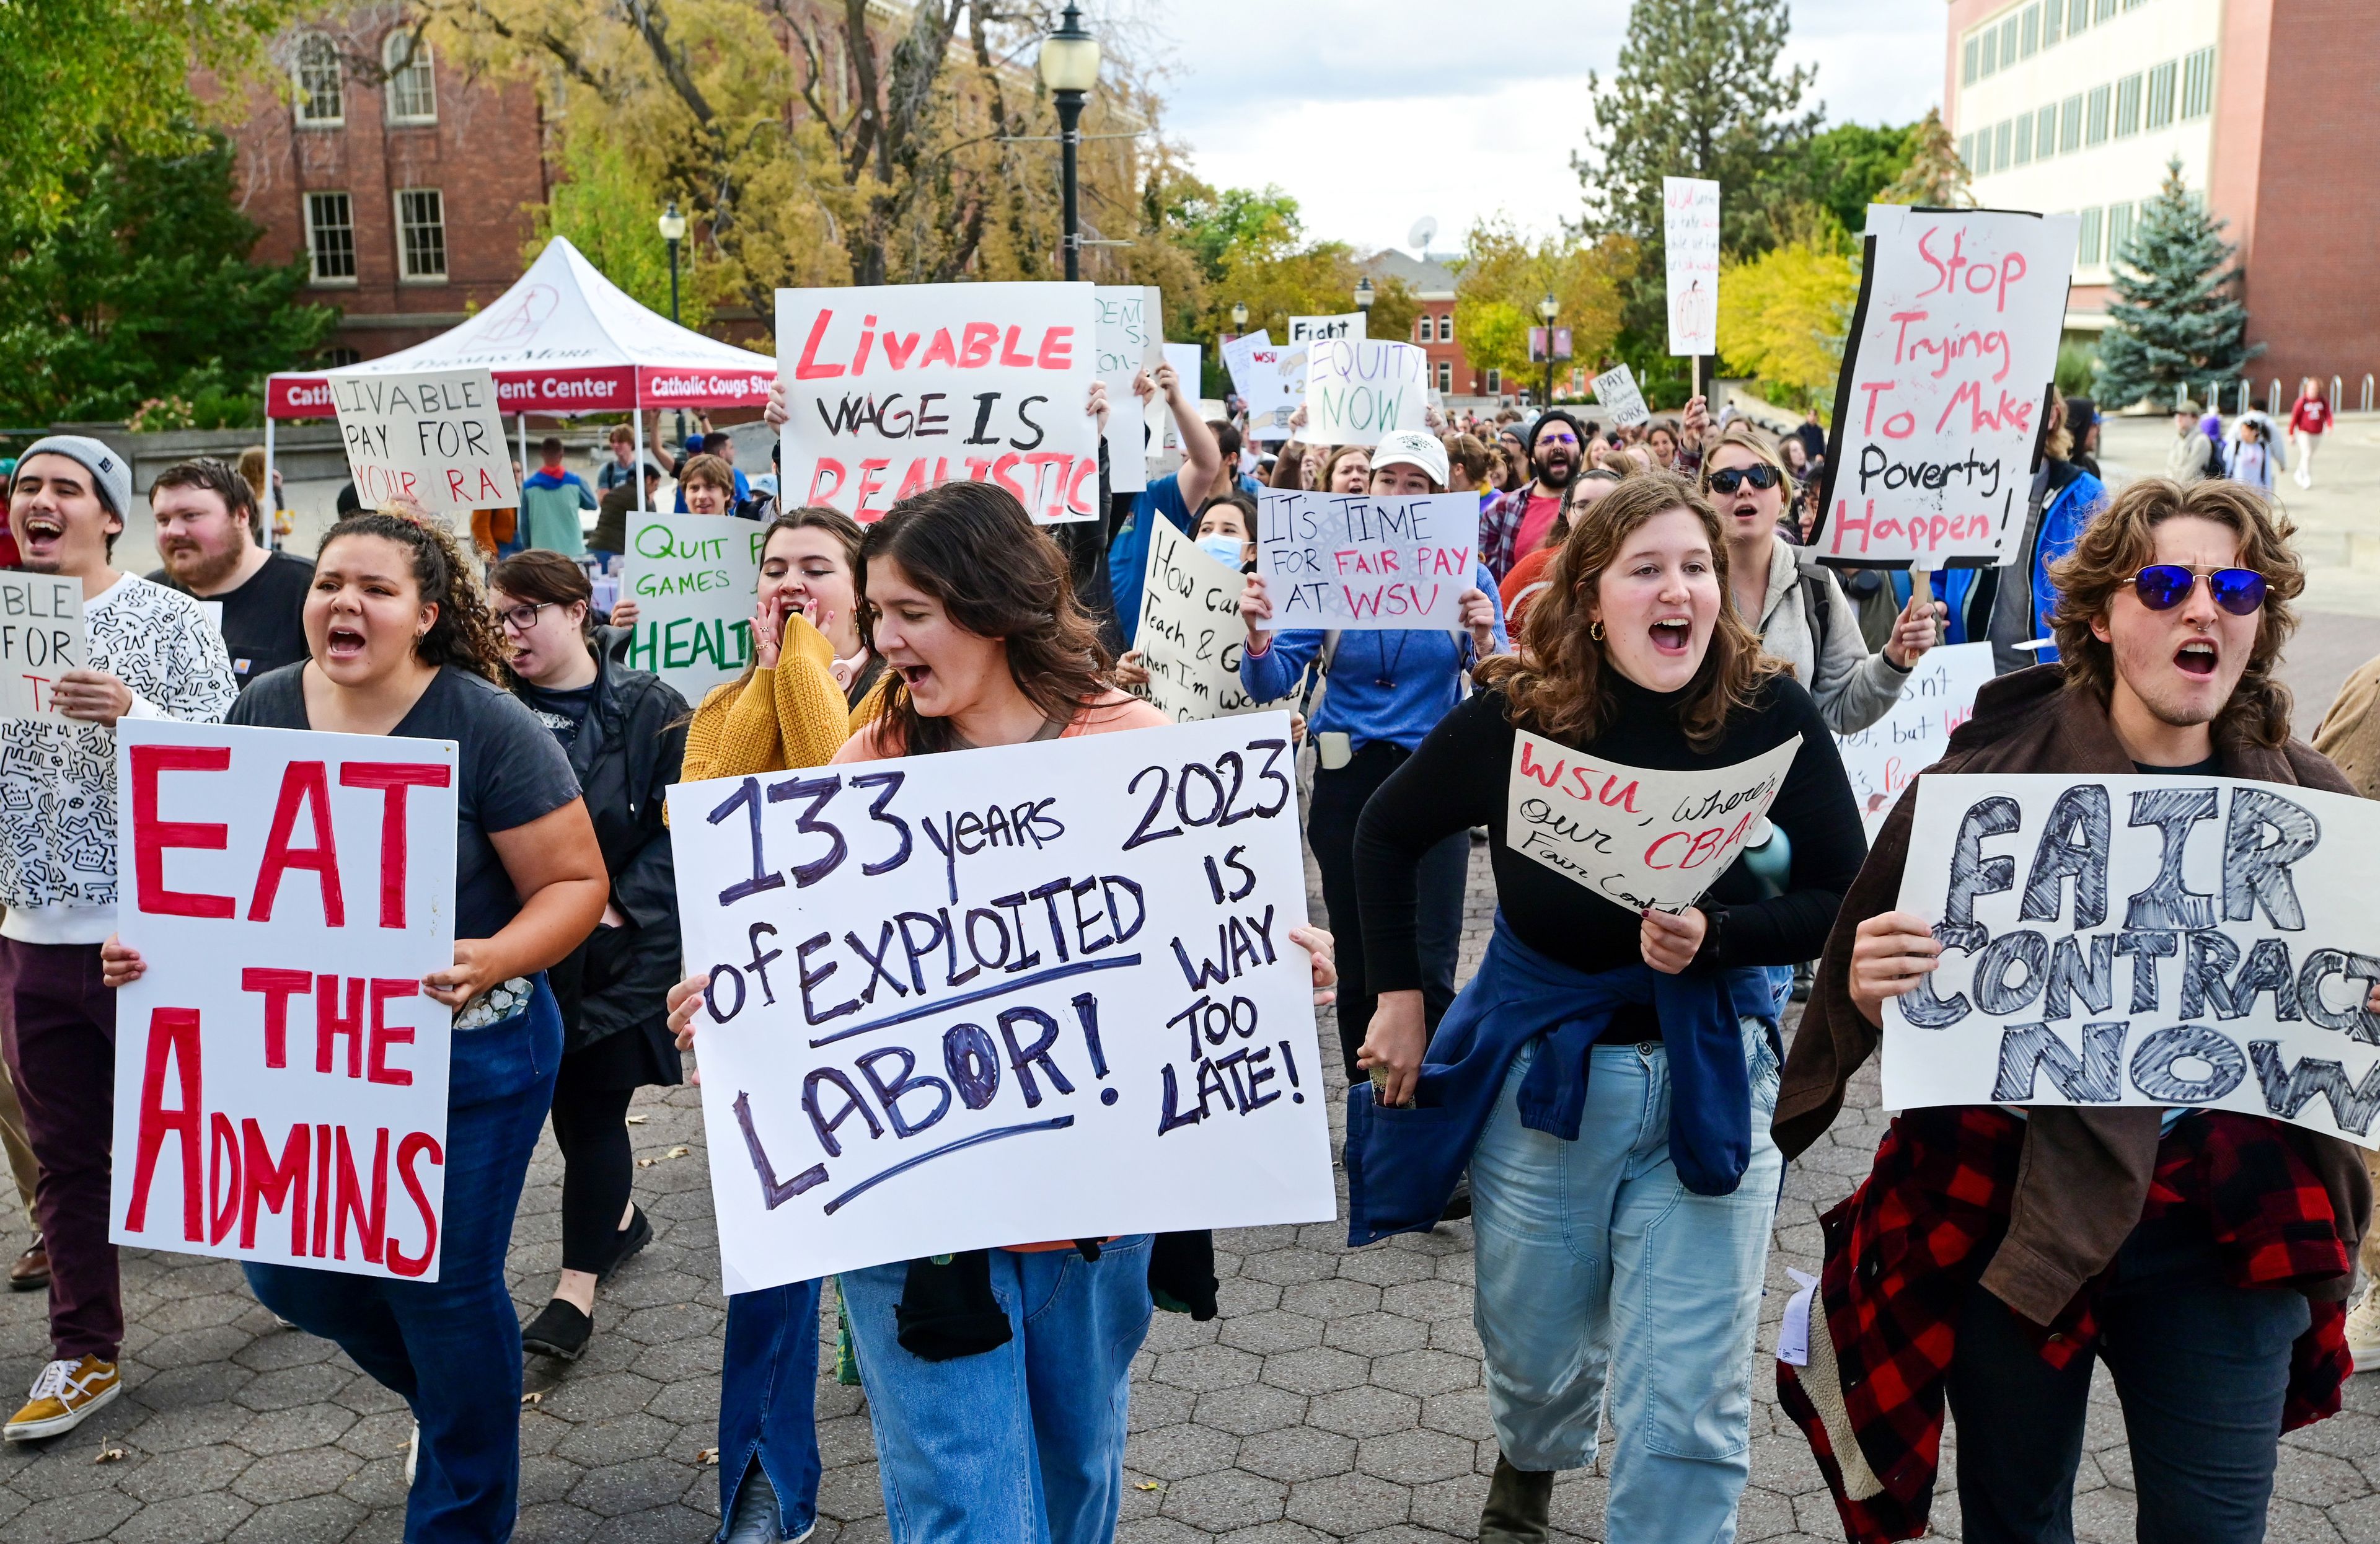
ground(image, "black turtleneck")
xmin=1354 ymin=671 xmax=1866 ymax=993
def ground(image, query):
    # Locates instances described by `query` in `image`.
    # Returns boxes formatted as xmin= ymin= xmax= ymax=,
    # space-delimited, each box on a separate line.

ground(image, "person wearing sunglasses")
xmin=1779 ymin=475 xmax=2374 ymax=1544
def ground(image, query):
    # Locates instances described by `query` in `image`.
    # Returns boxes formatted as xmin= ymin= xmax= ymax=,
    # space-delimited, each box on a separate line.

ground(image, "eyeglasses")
xmin=1533 ymin=430 xmax=1579 ymax=448
xmin=1707 ymin=464 xmax=1783 ymax=495
xmin=2128 ymin=565 xmax=2267 ymax=616
xmin=493 ymin=601 xmax=557 ymax=632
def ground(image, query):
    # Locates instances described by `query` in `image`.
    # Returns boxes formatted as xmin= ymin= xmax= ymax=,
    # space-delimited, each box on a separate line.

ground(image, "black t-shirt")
xmin=515 ymin=679 xmax=597 ymax=748
xmin=1354 ymin=673 xmax=1866 ymax=993
xmin=231 ymin=664 xmax=583 ymax=942
xmin=2135 ymin=757 xmax=2221 ymax=776
xmin=148 ymin=550 xmax=316 ymax=690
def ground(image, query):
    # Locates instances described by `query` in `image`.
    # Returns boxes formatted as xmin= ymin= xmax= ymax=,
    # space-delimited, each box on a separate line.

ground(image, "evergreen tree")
xmin=2096 ymin=159 xmax=2261 ymax=410
xmin=1877 ymin=110 xmax=1973 ymax=208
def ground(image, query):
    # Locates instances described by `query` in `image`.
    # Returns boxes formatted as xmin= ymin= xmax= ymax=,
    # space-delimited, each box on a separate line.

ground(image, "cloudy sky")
xmin=1117 ymin=0 xmax=1946 ymax=255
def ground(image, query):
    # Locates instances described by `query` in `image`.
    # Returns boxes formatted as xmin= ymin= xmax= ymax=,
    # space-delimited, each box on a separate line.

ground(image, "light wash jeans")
xmin=1470 ymin=1020 xmax=1783 ymax=1544
xmin=838 ymin=1236 xmax=1154 ymax=1544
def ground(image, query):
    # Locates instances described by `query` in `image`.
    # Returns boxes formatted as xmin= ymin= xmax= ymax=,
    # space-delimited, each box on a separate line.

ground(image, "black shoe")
xmin=1438 ymin=1175 xmax=1473 ymax=1224
xmin=1478 ymin=1452 xmax=1553 ymax=1543
xmin=522 ymin=1299 xmax=594 ymax=1361
xmin=599 ymin=1206 xmax=653 ymax=1283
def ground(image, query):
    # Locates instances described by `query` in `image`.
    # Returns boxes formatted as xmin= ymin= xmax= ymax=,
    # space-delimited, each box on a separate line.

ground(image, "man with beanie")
xmin=1477 ymin=409 xmax=1585 ymax=579
xmin=0 ymin=439 xmax=237 ymax=1440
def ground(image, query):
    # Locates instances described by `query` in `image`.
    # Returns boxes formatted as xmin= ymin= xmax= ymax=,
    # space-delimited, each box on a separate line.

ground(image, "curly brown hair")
xmin=1479 ymin=472 xmax=1783 ymax=750
xmin=1318 ymin=443 xmax=1372 ymax=492
xmin=2047 ymin=475 xmax=2301 ymax=748
xmin=318 ymin=513 xmax=508 ymax=683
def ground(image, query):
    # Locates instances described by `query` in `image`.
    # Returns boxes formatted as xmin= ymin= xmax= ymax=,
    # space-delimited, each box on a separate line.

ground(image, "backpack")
xmin=1789 ymin=551 xmax=1833 ymax=666
xmin=2202 ymin=435 xmax=2228 ymax=482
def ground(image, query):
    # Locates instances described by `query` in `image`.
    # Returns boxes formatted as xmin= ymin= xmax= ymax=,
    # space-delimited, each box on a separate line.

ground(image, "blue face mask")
xmin=1197 ymin=534 xmax=1245 ymax=568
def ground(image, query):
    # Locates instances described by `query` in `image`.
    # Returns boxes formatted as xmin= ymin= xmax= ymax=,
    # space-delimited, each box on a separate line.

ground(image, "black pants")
xmin=1307 ymin=741 xmax=1469 ymax=1079
xmin=1946 ymin=1222 xmax=2310 ymax=1544
xmin=549 ymin=1063 xmax=635 ymax=1276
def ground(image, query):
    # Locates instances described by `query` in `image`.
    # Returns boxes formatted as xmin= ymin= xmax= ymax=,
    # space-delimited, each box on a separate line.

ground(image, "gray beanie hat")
xmin=13 ymin=435 xmax=131 ymax=518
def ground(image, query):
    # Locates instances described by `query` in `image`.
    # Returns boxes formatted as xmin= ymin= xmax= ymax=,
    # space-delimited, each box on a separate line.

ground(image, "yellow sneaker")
xmin=4 ymin=1356 xmax=119 ymax=1441
xmin=2349 ymin=1284 xmax=2380 ymax=1374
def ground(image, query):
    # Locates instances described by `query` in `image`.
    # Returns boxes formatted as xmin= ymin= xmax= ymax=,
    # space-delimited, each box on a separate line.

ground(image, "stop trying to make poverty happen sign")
xmin=109 ymin=720 xmax=458 ymax=1279
xmin=1254 ymin=490 xmax=1476 ymax=632
xmin=668 ymin=714 xmax=1334 ymax=1289
xmin=620 ymin=514 xmax=764 ymax=705
xmin=777 ymin=282 xmax=1100 ymax=524
xmin=1884 ymin=773 xmax=2380 ymax=1146
xmin=1816 ymin=206 xmax=2080 ymax=568
xmin=330 ymin=368 xmax=519 ymax=513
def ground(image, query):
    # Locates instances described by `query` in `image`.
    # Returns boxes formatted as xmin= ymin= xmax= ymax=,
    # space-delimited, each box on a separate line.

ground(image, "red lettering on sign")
xmin=131 ymin=744 xmax=234 ymax=919
xmin=368 ymin=979 xmax=418 ymax=1087
xmin=386 ymin=1132 xmax=444 ymax=1278
xmin=338 ymin=762 xmax=451 ymax=928
xmin=126 ymin=1007 xmax=204 ymax=1239
xmin=249 ymin=761 xmax=343 ymax=925
xmin=240 ymin=1119 xmax=309 ymax=1255
xmin=793 ymin=309 xmax=845 ymax=379
xmin=241 ymin=967 xmax=311 ymax=1069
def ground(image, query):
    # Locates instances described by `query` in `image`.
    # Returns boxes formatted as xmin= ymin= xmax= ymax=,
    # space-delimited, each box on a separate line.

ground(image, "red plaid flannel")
xmin=1778 ymin=1107 xmax=2350 ymax=1544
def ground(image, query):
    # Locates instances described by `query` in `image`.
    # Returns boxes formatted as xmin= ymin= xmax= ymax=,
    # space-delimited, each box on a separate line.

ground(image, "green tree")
xmin=0 ymin=133 xmax=338 ymax=427
xmin=2097 ymin=159 xmax=2262 ymax=410
xmin=530 ymin=130 xmax=709 ymax=329
xmin=1716 ymin=213 xmax=1861 ymax=415
xmin=1453 ymin=216 xmax=1634 ymax=386
xmin=1792 ymin=121 xmax=1919 ymax=234
xmin=1877 ymin=108 xmax=1973 ymax=208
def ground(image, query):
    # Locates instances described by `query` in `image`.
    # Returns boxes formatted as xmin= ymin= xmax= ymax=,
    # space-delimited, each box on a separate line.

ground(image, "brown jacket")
xmin=1774 ymin=664 xmax=2373 ymax=1323
xmin=2313 ymin=653 xmax=2380 ymax=799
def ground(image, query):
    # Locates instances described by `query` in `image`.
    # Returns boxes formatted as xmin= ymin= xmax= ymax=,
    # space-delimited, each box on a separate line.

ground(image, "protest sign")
xmin=666 ymin=713 xmax=1333 ymax=1289
xmin=331 ymin=368 xmax=518 ymax=513
xmin=1254 ymin=490 xmax=1476 ymax=632
xmin=1135 ymin=519 xmax=1286 ymax=721
xmin=1591 ymin=364 xmax=1652 ymax=429
xmin=0 ymin=573 xmax=85 ymax=721
xmin=1224 ymin=333 xmax=1302 ymax=441
xmin=1833 ymin=642 xmax=1993 ymax=839
xmin=1882 ymin=772 xmax=2380 ymax=1147
xmin=1156 ymin=342 xmax=1205 ymax=459
xmin=776 ymin=282 xmax=1100 ymax=524
xmin=620 ymin=514 xmax=765 ymax=704
xmin=1814 ymin=206 xmax=2081 ymax=568
xmin=1302 ymin=340 xmax=1428 ymax=448
xmin=1503 ymin=731 xmax=1800 ymax=913
xmin=109 ymin=719 xmax=458 ymax=1277
xmin=1288 ymin=314 xmax=1366 ymax=346
xmin=1095 ymin=285 xmax=1161 ymax=494
xmin=1664 ymin=177 xmax=1721 ymax=358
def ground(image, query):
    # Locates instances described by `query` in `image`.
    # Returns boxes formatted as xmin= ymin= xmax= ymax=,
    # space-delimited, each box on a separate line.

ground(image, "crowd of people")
xmin=0 ymin=352 xmax=2371 ymax=1544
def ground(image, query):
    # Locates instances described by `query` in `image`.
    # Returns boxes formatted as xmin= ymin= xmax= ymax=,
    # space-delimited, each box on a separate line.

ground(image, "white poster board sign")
xmin=1223 ymin=333 xmax=1300 ymax=443
xmin=1591 ymin=364 xmax=1652 ymax=429
xmin=1095 ymin=285 xmax=1161 ymax=495
xmin=1136 ymin=519 xmax=1284 ymax=721
xmin=1254 ymin=490 xmax=1476 ymax=632
xmin=1303 ymin=340 xmax=1429 ymax=448
xmin=110 ymin=720 xmax=457 ymax=1277
xmin=667 ymin=714 xmax=1333 ymax=1290
xmin=1816 ymin=207 xmax=2081 ymax=568
xmin=1504 ymin=731 xmax=1800 ymax=912
xmin=331 ymin=368 xmax=519 ymax=512
xmin=1664 ymin=177 xmax=1721 ymax=357
xmin=0 ymin=573 xmax=86 ymax=721
xmin=1288 ymin=314 xmax=1366 ymax=346
xmin=777 ymin=282 xmax=1100 ymax=523
xmin=621 ymin=514 xmax=765 ymax=705
xmin=1834 ymin=642 xmax=1993 ymax=838
xmin=1883 ymin=772 xmax=2380 ymax=1147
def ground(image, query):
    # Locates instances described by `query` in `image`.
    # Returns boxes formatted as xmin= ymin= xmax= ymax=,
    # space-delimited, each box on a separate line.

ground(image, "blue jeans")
xmin=1946 ymin=1221 xmax=2312 ymax=1544
xmin=1470 ymin=1021 xmax=1782 ymax=1543
xmin=247 ymin=982 xmax=562 ymax=1544
xmin=838 ymin=1238 xmax=1155 ymax=1544
xmin=715 ymin=1281 xmax=824 ymax=1542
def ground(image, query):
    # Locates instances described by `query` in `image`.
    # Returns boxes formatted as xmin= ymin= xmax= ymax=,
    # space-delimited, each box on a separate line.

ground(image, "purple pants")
xmin=0 ymin=940 xmax=120 ymax=1362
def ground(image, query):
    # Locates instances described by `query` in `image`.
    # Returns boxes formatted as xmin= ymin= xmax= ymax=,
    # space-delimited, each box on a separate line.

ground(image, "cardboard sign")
xmin=1095 ymin=285 xmax=1161 ymax=495
xmin=1254 ymin=490 xmax=1476 ymax=632
xmin=0 ymin=573 xmax=86 ymax=721
xmin=109 ymin=720 xmax=458 ymax=1277
xmin=1883 ymin=773 xmax=2380 ymax=1147
xmin=776 ymin=282 xmax=1100 ymax=524
xmin=1816 ymin=207 xmax=2081 ymax=568
xmin=1591 ymin=364 xmax=1652 ymax=430
xmin=1834 ymin=642 xmax=1993 ymax=839
xmin=1288 ymin=314 xmax=1366 ymax=345
xmin=1135 ymin=520 xmax=1285 ymax=721
xmin=331 ymin=368 xmax=519 ymax=513
xmin=1504 ymin=731 xmax=1800 ymax=913
xmin=620 ymin=514 xmax=765 ymax=705
xmin=1303 ymin=340 xmax=1428 ymax=448
xmin=667 ymin=713 xmax=1333 ymax=1289
xmin=1664 ymin=177 xmax=1721 ymax=357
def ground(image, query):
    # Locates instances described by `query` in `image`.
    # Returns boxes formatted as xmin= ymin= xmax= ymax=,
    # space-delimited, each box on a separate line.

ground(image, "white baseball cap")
xmin=1370 ymin=429 xmax=1449 ymax=488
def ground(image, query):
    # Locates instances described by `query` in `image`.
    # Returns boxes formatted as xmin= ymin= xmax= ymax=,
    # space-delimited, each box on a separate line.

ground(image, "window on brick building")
xmin=1484 ymin=368 xmax=1502 ymax=395
xmin=2093 ymin=0 xmax=2115 ymax=19
xmin=2086 ymin=85 xmax=2112 ymax=144
xmin=1959 ymin=134 xmax=1975 ymax=170
xmin=2145 ymin=61 xmax=2177 ymax=128
xmin=2042 ymin=0 xmax=2063 ymax=45
xmin=1977 ymin=27 xmax=1997 ymax=77
xmin=2114 ymin=73 xmax=2142 ymax=137
xmin=2037 ymin=105 xmax=2060 ymax=157
xmin=2181 ymin=48 xmax=2216 ymax=118
xmin=2021 ymin=4 xmax=2039 ymax=56
xmin=1994 ymin=120 xmax=2012 ymax=171
xmin=2108 ymin=202 xmax=2135 ymax=267
xmin=294 ymin=36 xmax=343 ymax=125
xmin=2078 ymin=206 xmax=2104 ymax=266
xmin=322 ymin=347 xmax=363 ymax=368
xmin=1999 ymin=17 xmax=2019 ymax=67
xmin=306 ymin=192 xmax=356 ymax=283
xmin=2060 ymin=95 xmax=2084 ymax=152
xmin=384 ymin=33 xmax=437 ymax=124
xmin=1437 ymin=361 xmax=1452 ymax=394
xmin=1962 ymin=36 xmax=1978 ymax=85
xmin=2014 ymin=115 xmax=2034 ymax=166
xmin=2068 ymin=0 xmax=2090 ymax=33
xmin=397 ymin=189 xmax=447 ymax=280
xmin=1438 ymin=315 xmax=1452 ymax=343
xmin=1413 ymin=317 xmax=1426 ymax=343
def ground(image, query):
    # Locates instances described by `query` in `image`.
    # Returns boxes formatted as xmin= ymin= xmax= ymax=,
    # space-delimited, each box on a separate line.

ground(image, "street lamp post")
xmin=1037 ymin=6 xmax=1101 ymax=282
xmin=658 ymin=201 xmax=689 ymax=448
xmin=1538 ymin=291 xmax=1559 ymax=408
xmin=1354 ymin=276 xmax=1374 ymax=320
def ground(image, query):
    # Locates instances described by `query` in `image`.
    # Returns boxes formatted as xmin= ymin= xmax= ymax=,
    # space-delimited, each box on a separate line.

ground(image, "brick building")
xmin=1945 ymin=0 xmax=2380 ymax=404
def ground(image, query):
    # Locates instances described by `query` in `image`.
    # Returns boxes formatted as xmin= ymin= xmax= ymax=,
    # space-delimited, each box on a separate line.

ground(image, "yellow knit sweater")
xmin=682 ymin=614 xmax=885 ymax=780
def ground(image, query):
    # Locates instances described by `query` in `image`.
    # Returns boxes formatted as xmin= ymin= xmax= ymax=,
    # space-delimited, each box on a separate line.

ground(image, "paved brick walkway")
xmin=1 ymin=839 xmax=2378 ymax=1542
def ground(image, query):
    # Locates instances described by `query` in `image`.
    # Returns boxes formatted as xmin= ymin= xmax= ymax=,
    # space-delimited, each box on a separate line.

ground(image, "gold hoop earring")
xmin=1589 ymin=620 xmax=1605 ymax=642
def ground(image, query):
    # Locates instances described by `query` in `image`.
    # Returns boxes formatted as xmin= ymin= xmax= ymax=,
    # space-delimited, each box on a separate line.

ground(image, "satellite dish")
xmin=1408 ymin=215 xmax=1439 ymax=253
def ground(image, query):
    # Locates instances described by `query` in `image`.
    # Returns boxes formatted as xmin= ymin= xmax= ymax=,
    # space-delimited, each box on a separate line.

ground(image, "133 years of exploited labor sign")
xmin=1883 ymin=774 xmax=2380 ymax=1146
xmin=1815 ymin=206 xmax=2080 ymax=569
xmin=0 ymin=573 xmax=85 ymax=721
xmin=109 ymin=720 xmax=459 ymax=1278
xmin=667 ymin=714 xmax=1335 ymax=1290
xmin=777 ymin=282 xmax=1100 ymax=524
xmin=1504 ymin=730 xmax=1800 ymax=914
xmin=1135 ymin=519 xmax=1284 ymax=722
xmin=620 ymin=514 xmax=763 ymax=705
xmin=331 ymin=367 xmax=519 ymax=513
xmin=1254 ymin=490 xmax=1476 ymax=632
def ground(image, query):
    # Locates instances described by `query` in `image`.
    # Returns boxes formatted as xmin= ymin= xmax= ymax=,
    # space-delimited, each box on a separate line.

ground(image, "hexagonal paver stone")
xmin=1284 ymin=1470 xmax=1412 ymax=1534
xmin=1323 ymin=1312 xmax=1429 ymax=1358
xmin=1367 ymin=1348 xmax=1479 ymax=1398
xmin=1153 ymin=1343 xmax=1264 ymax=1394
xmin=1239 ymin=1424 xmax=1358 ymax=1484
xmin=1307 ymin=1385 xmax=1423 ymax=1439
xmin=1357 ymin=1427 xmax=1476 ymax=1487
xmin=1161 ymin=1467 xmax=1289 ymax=1530
xmin=1193 ymin=1382 xmax=1310 ymax=1437
xmin=1122 ymin=1422 xmax=1239 ymax=1483
xmin=1261 ymin=1346 xmax=1373 ymax=1397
